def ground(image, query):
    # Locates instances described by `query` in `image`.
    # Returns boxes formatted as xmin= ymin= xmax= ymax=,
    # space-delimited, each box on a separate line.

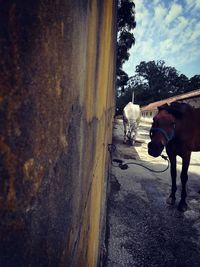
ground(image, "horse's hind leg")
xmin=178 ymin=153 xmax=191 ymax=212
xmin=166 ymin=154 xmax=177 ymax=205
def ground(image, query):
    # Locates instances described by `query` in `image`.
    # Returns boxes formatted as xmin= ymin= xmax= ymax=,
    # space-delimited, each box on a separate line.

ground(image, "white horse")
xmin=123 ymin=102 xmax=141 ymax=145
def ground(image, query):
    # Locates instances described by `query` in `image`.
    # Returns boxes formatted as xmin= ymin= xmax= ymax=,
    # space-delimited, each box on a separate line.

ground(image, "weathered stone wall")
xmin=0 ymin=1 xmax=116 ymax=266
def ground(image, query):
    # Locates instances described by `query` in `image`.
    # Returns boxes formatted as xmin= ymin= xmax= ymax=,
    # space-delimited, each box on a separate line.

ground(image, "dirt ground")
xmin=104 ymin=118 xmax=200 ymax=267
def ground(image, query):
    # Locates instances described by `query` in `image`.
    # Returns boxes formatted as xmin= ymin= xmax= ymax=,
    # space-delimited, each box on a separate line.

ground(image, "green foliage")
xmin=117 ymin=0 xmax=136 ymax=31
xmin=116 ymin=69 xmax=129 ymax=89
xmin=124 ymin=60 xmax=200 ymax=107
xmin=189 ymin=75 xmax=200 ymax=90
xmin=117 ymin=31 xmax=135 ymax=69
xmin=115 ymin=0 xmax=136 ymax=115
xmin=115 ymin=1 xmax=200 ymax=114
xmin=117 ymin=0 xmax=136 ymax=89
xmin=116 ymin=86 xmax=133 ymax=115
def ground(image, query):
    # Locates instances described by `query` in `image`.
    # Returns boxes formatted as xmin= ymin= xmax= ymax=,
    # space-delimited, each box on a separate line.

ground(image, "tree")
xmin=176 ymin=74 xmax=189 ymax=93
xmin=116 ymin=86 xmax=133 ymax=115
xmin=116 ymin=69 xmax=129 ymax=93
xmin=135 ymin=60 xmax=181 ymax=99
xmin=117 ymin=0 xmax=136 ymax=90
xmin=189 ymin=75 xmax=200 ymax=91
xmin=127 ymin=60 xmax=199 ymax=106
xmin=116 ymin=1 xmax=200 ymax=112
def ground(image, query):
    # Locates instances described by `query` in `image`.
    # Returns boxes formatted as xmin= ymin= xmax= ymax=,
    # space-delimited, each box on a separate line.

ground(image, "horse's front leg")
xmin=178 ymin=153 xmax=191 ymax=212
xmin=166 ymin=154 xmax=177 ymax=205
xmin=123 ymin=121 xmax=128 ymax=144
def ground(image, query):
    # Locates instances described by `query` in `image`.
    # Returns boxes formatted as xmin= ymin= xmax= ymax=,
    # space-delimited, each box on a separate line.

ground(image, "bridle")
xmin=150 ymin=123 xmax=176 ymax=144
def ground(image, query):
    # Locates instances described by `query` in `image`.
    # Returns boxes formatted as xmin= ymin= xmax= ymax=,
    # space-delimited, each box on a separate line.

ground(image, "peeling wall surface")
xmin=0 ymin=1 xmax=116 ymax=266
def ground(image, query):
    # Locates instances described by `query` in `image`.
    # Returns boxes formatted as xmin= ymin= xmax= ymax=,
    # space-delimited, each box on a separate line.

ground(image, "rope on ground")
xmin=107 ymin=144 xmax=169 ymax=173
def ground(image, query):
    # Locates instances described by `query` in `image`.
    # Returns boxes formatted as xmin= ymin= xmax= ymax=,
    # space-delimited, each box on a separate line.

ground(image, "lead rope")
xmin=107 ymin=144 xmax=169 ymax=173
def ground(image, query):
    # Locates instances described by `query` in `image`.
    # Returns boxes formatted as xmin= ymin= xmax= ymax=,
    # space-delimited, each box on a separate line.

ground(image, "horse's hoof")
xmin=177 ymin=201 xmax=188 ymax=212
xmin=166 ymin=196 xmax=176 ymax=205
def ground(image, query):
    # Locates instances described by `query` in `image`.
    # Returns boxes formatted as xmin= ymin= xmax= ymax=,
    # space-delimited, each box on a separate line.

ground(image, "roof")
xmin=141 ymin=89 xmax=200 ymax=111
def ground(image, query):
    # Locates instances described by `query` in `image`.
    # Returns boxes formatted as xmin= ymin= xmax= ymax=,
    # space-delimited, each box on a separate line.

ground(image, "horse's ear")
xmin=158 ymin=104 xmax=169 ymax=111
xmin=167 ymin=102 xmax=184 ymax=119
xmin=158 ymin=102 xmax=184 ymax=119
xmin=168 ymin=108 xmax=183 ymax=119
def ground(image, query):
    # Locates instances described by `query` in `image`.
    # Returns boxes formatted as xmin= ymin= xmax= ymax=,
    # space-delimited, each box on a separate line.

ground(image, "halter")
xmin=150 ymin=123 xmax=176 ymax=144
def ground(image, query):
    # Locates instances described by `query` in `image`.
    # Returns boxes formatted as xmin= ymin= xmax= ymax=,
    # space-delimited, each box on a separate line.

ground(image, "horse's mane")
xmin=170 ymin=101 xmax=191 ymax=110
xmin=158 ymin=101 xmax=193 ymax=119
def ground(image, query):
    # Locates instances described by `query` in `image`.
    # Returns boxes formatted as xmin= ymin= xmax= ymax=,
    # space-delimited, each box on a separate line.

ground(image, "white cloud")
xmin=196 ymin=1 xmax=200 ymax=9
xmin=154 ymin=4 xmax=167 ymax=21
xmin=185 ymin=0 xmax=194 ymax=7
xmin=134 ymin=0 xmax=144 ymax=9
xmin=123 ymin=0 xmax=200 ymax=78
xmin=190 ymin=21 xmax=200 ymax=42
xmin=176 ymin=16 xmax=188 ymax=31
xmin=165 ymin=3 xmax=183 ymax=24
xmin=160 ymin=39 xmax=173 ymax=51
xmin=169 ymin=16 xmax=189 ymax=38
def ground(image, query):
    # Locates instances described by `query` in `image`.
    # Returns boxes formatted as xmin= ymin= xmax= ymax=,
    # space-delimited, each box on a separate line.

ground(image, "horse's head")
xmin=148 ymin=104 xmax=178 ymax=157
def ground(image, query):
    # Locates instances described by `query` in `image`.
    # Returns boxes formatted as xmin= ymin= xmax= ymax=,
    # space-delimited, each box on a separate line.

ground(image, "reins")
xmin=108 ymin=144 xmax=170 ymax=173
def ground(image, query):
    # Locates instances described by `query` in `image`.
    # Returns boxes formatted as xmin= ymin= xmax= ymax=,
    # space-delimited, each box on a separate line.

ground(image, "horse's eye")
xmin=150 ymin=129 xmax=155 ymax=139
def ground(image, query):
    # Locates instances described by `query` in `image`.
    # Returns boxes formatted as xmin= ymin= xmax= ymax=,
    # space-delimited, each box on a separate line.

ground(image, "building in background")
xmin=141 ymin=89 xmax=200 ymax=122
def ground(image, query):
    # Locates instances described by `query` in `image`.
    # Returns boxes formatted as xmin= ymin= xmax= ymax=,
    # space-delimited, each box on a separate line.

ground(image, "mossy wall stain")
xmin=0 ymin=0 xmax=116 ymax=266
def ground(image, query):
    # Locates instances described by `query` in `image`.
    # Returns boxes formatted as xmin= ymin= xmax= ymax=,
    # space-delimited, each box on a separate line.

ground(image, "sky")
xmin=123 ymin=0 xmax=200 ymax=79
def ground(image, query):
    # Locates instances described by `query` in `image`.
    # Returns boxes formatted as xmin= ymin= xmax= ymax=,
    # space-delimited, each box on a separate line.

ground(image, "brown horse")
xmin=148 ymin=102 xmax=200 ymax=212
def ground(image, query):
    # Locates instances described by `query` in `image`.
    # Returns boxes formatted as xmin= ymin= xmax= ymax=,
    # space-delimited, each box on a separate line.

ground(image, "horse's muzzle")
xmin=148 ymin=142 xmax=164 ymax=157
